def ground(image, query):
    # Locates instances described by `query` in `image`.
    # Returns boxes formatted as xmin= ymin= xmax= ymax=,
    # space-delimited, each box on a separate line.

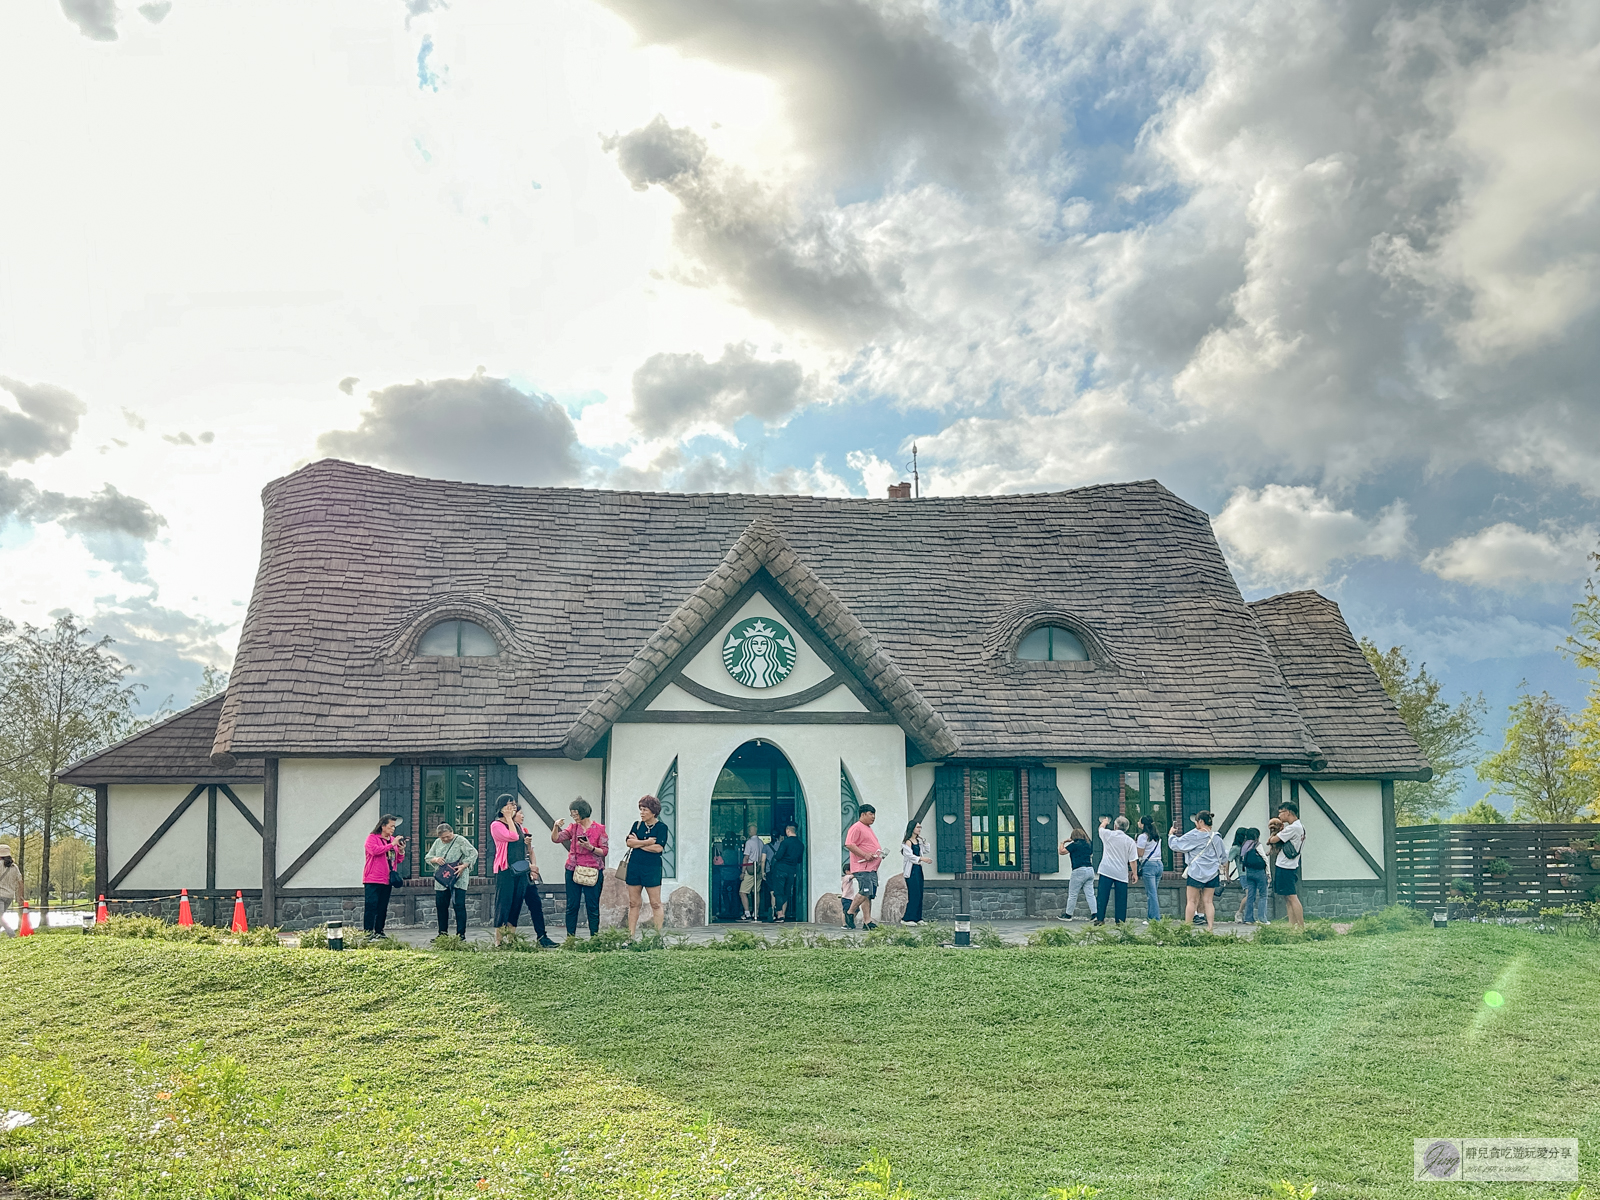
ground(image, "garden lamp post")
xmin=954 ymin=912 xmax=971 ymax=947
xmin=328 ymin=919 xmax=344 ymax=951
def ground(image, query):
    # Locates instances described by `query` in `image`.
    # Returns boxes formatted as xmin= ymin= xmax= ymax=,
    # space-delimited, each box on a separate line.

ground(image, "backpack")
xmin=1242 ymin=839 xmax=1266 ymax=870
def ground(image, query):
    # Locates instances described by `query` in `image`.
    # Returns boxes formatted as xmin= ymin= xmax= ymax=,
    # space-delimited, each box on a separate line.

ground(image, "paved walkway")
xmin=387 ymin=916 xmax=1272 ymax=948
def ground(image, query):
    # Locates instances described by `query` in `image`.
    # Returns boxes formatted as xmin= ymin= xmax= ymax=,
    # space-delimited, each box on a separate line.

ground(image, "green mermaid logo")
xmin=721 ymin=617 xmax=798 ymax=689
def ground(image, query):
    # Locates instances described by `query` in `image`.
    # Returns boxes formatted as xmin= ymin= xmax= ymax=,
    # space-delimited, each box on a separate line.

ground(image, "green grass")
xmin=1 ymin=925 xmax=1597 ymax=1199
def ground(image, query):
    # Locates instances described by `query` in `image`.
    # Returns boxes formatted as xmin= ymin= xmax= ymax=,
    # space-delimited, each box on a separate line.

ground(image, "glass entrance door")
xmin=709 ymin=741 xmax=807 ymax=922
xmin=420 ymin=766 xmax=479 ymax=877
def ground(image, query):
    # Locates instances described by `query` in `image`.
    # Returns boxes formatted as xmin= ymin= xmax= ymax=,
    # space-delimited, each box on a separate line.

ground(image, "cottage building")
xmin=64 ymin=460 xmax=1429 ymax=929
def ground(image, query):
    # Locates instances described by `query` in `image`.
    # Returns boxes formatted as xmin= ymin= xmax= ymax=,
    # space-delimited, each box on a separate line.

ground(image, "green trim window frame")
xmin=656 ymin=759 xmax=678 ymax=879
xmin=1121 ymin=767 xmax=1172 ymax=870
xmin=969 ymin=767 xmax=1021 ymax=871
xmin=840 ymin=765 xmax=861 ymax=873
xmin=419 ymin=766 xmax=480 ymax=877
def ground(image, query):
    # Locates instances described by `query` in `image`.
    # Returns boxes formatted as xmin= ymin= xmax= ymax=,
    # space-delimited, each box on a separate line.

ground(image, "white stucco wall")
xmin=277 ymin=759 xmax=389 ymax=889
xmin=678 ymin=592 xmax=839 ymax=698
xmin=607 ymin=721 xmax=907 ymax=913
xmin=507 ymin=758 xmax=606 ymax=881
xmin=216 ymin=785 xmax=263 ymax=889
xmin=110 ymin=784 xmax=208 ymax=889
xmin=1297 ymin=779 xmax=1382 ymax=880
xmin=1201 ymin=765 xmax=1267 ymax=834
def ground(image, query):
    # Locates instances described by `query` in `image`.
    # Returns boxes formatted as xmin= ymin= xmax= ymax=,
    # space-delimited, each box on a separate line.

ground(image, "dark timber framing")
xmin=516 ymin=780 xmax=557 ymax=829
xmin=261 ymin=758 xmax=279 ymax=926
xmin=669 ymin=671 xmax=856 ymax=712
xmin=1217 ymin=766 xmax=1268 ymax=836
xmin=1299 ymin=779 xmax=1386 ymax=882
xmin=1381 ymin=780 xmax=1398 ymax=905
xmin=275 ymin=776 xmax=381 ymax=890
xmin=206 ymin=786 xmax=218 ymax=891
xmin=109 ymin=783 xmax=206 ymax=891
xmin=94 ymin=784 xmax=109 ymax=899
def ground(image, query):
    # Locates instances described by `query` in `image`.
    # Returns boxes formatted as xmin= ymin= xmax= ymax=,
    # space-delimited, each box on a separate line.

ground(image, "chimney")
xmin=887 ymin=482 xmax=912 ymax=500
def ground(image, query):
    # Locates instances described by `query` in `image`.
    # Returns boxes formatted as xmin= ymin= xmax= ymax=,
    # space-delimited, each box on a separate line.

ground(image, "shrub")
xmin=429 ymin=934 xmax=479 ymax=952
xmin=1448 ymin=879 xmax=1476 ymax=897
xmin=708 ymin=929 xmax=770 ymax=951
xmin=564 ymin=928 xmax=664 ymax=953
xmin=1487 ymin=857 xmax=1513 ymax=876
xmin=296 ymin=925 xmax=329 ymax=949
xmin=971 ymin=924 xmax=1007 ymax=949
xmin=863 ymin=926 xmax=925 ymax=948
xmin=1026 ymin=925 xmax=1077 ymax=948
xmin=93 ymin=916 xmax=223 ymax=944
xmin=231 ymin=926 xmax=284 ymax=948
xmin=491 ymin=928 xmax=541 ymax=952
xmin=1346 ymin=905 xmax=1430 ymax=936
xmin=1254 ymin=920 xmax=1337 ymax=944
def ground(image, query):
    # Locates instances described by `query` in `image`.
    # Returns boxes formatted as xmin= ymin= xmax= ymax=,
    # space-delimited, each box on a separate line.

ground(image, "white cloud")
xmin=1422 ymin=522 xmax=1598 ymax=590
xmin=1213 ymin=485 xmax=1411 ymax=585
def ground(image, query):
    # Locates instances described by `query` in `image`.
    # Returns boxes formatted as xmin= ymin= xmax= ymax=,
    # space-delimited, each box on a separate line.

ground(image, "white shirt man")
xmin=1269 ymin=802 xmax=1307 ymax=929
xmin=1093 ymin=816 xmax=1139 ymax=926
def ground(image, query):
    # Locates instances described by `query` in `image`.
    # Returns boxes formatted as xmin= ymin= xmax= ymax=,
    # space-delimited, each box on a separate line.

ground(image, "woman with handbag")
xmin=623 ymin=795 xmax=669 ymax=936
xmin=553 ymin=796 xmax=608 ymax=940
xmin=492 ymin=796 xmax=556 ymax=947
xmin=362 ymin=814 xmax=406 ymax=937
xmin=425 ymin=822 xmax=479 ymax=938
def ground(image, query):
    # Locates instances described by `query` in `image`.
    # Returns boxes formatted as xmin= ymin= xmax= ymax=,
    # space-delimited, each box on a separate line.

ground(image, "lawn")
xmin=0 ymin=923 xmax=1596 ymax=1200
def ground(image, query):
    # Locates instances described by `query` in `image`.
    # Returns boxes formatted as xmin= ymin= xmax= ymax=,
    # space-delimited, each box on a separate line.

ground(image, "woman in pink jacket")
xmin=362 ymin=814 xmax=406 ymax=937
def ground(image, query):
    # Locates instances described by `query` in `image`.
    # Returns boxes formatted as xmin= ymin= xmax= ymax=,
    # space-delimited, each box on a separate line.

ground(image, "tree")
xmin=1450 ymin=799 xmax=1507 ymax=824
xmin=193 ymin=665 xmax=229 ymax=705
xmin=6 ymin=616 xmax=141 ymax=911
xmin=1359 ymin=639 xmax=1487 ymax=824
xmin=1564 ymin=549 xmax=1600 ymax=795
xmin=1477 ymin=687 xmax=1597 ymax=823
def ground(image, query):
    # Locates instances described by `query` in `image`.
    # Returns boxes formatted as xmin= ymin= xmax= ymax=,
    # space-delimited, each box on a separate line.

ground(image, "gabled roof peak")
xmin=562 ymin=517 xmax=959 ymax=761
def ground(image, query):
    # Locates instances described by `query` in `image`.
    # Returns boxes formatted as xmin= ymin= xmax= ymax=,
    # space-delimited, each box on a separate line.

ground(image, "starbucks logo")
xmin=721 ymin=618 xmax=798 ymax=689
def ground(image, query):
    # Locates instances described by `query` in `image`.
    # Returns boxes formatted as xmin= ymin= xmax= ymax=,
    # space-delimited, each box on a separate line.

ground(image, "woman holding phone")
xmin=553 ymin=797 xmax=608 ymax=940
xmin=361 ymin=814 xmax=405 ymax=937
xmin=491 ymin=796 xmax=556 ymax=947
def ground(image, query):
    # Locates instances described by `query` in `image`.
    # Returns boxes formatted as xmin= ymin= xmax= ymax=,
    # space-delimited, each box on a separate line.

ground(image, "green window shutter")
xmin=378 ymin=763 xmax=410 ymax=819
xmin=933 ymin=765 xmax=965 ymax=874
xmin=486 ymin=762 xmax=519 ymax=810
xmin=378 ymin=763 xmax=411 ymax=876
xmin=1090 ymin=767 xmax=1120 ymax=868
xmin=1027 ymin=767 xmax=1061 ymax=874
xmin=1180 ymin=768 xmax=1210 ymax=823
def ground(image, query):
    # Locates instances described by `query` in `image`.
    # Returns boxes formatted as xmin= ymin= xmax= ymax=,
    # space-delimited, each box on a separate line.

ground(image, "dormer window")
xmin=1017 ymin=625 xmax=1089 ymax=662
xmin=417 ymin=619 xmax=499 ymax=657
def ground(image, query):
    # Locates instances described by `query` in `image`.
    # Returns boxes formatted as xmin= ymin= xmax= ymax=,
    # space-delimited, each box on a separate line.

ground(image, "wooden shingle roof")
xmin=1250 ymin=591 xmax=1432 ymax=780
xmin=210 ymin=459 xmax=1331 ymax=765
xmin=59 ymin=694 xmax=263 ymax=785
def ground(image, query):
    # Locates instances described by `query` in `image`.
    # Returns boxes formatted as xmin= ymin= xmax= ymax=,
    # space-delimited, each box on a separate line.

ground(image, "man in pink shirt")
xmin=843 ymin=804 xmax=886 ymax=930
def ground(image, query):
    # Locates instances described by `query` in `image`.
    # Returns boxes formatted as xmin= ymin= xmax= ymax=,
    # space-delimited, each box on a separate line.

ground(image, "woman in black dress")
xmin=624 ymin=795 xmax=669 ymax=936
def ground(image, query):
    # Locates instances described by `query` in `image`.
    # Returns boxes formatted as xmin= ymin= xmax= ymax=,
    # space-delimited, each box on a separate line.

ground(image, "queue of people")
xmin=1055 ymin=799 xmax=1308 ymax=929
xmin=357 ymin=791 xmax=1309 ymax=938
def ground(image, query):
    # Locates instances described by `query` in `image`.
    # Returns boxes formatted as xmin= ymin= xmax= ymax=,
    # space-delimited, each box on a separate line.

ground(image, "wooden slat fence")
xmin=1395 ymin=823 xmax=1600 ymax=909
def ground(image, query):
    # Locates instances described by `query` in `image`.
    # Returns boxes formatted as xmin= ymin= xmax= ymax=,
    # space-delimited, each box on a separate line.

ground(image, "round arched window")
xmin=416 ymin=619 xmax=500 ymax=657
xmin=1017 ymin=625 xmax=1089 ymax=662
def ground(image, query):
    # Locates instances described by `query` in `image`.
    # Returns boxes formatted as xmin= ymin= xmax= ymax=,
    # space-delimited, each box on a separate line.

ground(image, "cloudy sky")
xmin=4 ymin=0 xmax=1598 ymax=808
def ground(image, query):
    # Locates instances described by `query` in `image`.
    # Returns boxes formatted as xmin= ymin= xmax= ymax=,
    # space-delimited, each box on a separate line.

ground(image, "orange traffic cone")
xmin=96 ymin=895 xmax=108 ymax=924
xmin=178 ymin=889 xmax=193 ymax=927
xmin=17 ymin=902 xmax=32 ymax=937
xmin=230 ymin=890 xmax=247 ymax=933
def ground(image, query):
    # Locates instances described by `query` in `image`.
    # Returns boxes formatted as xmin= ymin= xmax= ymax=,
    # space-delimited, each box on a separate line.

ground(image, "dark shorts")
xmin=852 ymin=870 xmax=879 ymax=899
xmin=1184 ymin=875 xmax=1219 ymax=890
xmin=1273 ymin=866 xmax=1300 ymax=895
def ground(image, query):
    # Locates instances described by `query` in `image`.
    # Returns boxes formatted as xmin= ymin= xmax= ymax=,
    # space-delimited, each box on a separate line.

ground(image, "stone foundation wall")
xmin=1294 ymin=882 xmax=1388 ymax=920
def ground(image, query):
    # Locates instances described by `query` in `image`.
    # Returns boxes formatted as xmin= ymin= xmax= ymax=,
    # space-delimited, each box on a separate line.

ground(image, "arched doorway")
xmin=709 ymin=740 xmax=808 ymax=923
